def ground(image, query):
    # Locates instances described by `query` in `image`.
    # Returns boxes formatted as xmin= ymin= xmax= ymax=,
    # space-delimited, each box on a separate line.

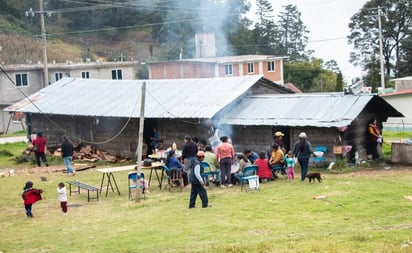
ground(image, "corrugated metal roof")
xmin=218 ymin=93 xmax=384 ymax=128
xmin=380 ymin=88 xmax=412 ymax=97
xmin=5 ymin=75 xmax=263 ymax=118
xmin=391 ymin=76 xmax=412 ymax=81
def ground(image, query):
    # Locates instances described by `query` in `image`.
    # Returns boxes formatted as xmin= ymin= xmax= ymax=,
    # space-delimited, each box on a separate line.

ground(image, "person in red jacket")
xmin=32 ymin=131 xmax=49 ymax=167
xmin=22 ymin=181 xmax=43 ymax=218
xmin=255 ymin=152 xmax=273 ymax=182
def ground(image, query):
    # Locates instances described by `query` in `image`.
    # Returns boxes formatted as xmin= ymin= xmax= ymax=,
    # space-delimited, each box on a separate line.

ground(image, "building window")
xmin=55 ymin=72 xmax=63 ymax=81
xmin=268 ymin=61 xmax=276 ymax=72
xmin=81 ymin=71 xmax=90 ymax=79
xmin=224 ymin=64 xmax=233 ymax=76
xmin=112 ymin=69 xmax=123 ymax=80
xmin=15 ymin=73 xmax=28 ymax=87
xmin=247 ymin=62 xmax=254 ymax=73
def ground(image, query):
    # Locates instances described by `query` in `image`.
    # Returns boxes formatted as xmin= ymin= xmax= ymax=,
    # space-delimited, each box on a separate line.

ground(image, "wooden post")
xmin=135 ymin=81 xmax=146 ymax=202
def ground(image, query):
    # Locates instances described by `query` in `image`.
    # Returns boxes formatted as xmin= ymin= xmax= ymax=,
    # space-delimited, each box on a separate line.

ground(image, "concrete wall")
xmin=0 ymin=107 xmax=25 ymax=134
xmin=382 ymin=95 xmax=412 ymax=131
xmin=391 ymin=142 xmax=412 ymax=164
xmin=149 ymin=59 xmax=283 ymax=83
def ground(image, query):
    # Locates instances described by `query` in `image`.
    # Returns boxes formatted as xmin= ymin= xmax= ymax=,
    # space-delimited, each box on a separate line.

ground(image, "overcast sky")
xmin=249 ymin=0 xmax=369 ymax=83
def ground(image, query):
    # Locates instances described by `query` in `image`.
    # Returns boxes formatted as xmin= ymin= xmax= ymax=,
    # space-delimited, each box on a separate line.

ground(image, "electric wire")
xmin=0 ymin=65 xmax=141 ymax=145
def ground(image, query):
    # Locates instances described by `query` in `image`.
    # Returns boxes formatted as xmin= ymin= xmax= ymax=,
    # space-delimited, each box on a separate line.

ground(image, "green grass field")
xmin=0 ymin=132 xmax=411 ymax=252
xmin=0 ymin=166 xmax=411 ymax=252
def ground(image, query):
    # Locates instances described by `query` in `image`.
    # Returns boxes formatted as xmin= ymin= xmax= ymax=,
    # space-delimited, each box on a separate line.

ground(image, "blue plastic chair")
xmin=128 ymin=171 xmax=145 ymax=200
xmin=201 ymin=161 xmax=211 ymax=183
xmin=201 ymin=161 xmax=220 ymax=186
xmin=312 ymin=146 xmax=327 ymax=167
xmin=239 ymin=165 xmax=259 ymax=192
xmin=162 ymin=165 xmax=170 ymax=190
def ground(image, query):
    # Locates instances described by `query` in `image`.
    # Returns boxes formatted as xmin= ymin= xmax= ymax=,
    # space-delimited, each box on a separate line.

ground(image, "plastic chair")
xmin=202 ymin=161 xmax=221 ymax=186
xmin=312 ymin=146 xmax=327 ymax=167
xmin=271 ymin=161 xmax=287 ymax=179
xmin=201 ymin=161 xmax=212 ymax=185
xmin=239 ymin=165 xmax=259 ymax=192
xmin=161 ymin=165 xmax=169 ymax=188
xmin=128 ymin=171 xmax=145 ymax=200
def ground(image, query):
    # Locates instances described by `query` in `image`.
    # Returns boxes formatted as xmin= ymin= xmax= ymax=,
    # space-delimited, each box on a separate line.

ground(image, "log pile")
xmin=25 ymin=143 xmax=128 ymax=163
xmin=53 ymin=144 xmax=122 ymax=163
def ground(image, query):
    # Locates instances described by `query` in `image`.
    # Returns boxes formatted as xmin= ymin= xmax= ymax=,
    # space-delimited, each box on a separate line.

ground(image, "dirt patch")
xmin=0 ymin=164 xmax=96 ymax=176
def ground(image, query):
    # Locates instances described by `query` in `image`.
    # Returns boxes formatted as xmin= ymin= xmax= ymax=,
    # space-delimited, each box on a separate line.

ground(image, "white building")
xmin=0 ymin=61 xmax=139 ymax=133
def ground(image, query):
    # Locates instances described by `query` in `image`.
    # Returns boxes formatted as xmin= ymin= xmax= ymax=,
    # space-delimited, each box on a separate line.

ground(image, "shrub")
xmin=0 ymin=149 xmax=14 ymax=157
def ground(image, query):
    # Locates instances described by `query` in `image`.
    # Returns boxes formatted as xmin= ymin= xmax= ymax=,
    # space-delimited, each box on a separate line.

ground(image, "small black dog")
xmin=306 ymin=172 xmax=322 ymax=183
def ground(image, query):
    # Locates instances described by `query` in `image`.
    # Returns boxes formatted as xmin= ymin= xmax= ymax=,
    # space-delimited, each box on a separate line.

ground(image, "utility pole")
xmin=135 ymin=81 xmax=146 ymax=202
xmin=26 ymin=0 xmax=50 ymax=87
xmin=378 ymin=6 xmax=385 ymax=89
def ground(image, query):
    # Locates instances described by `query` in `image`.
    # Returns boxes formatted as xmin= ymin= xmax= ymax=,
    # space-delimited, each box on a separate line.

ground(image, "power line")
xmin=0 ymin=65 xmax=141 ymax=145
xmin=46 ymin=13 xmax=238 ymax=36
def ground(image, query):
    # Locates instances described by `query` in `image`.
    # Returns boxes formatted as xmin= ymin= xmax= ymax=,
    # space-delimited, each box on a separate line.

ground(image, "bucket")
xmin=248 ymin=177 xmax=259 ymax=189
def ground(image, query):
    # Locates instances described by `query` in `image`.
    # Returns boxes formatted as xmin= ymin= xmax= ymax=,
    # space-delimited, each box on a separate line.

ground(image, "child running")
xmin=22 ymin=181 xmax=43 ymax=218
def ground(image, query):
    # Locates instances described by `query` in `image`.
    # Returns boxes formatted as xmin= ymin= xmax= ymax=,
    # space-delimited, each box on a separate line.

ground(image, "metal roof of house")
xmin=391 ymin=76 xmax=412 ymax=81
xmin=380 ymin=88 xmax=412 ymax=97
xmin=218 ymin=93 xmax=403 ymax=128
xmin=4 ymin=75 xmax=263 ymax=118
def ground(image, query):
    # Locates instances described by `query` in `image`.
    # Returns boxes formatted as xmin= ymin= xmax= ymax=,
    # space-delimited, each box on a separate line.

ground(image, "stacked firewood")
xmin=24 ymin=143 xmax=127 ymax=163
xmin=53 ymin=144 xmax=120 ymax=162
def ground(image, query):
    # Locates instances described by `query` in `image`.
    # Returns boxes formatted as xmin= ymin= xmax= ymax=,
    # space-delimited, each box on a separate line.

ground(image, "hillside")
xmin=0 ymin=17 xmax=156 ymax=65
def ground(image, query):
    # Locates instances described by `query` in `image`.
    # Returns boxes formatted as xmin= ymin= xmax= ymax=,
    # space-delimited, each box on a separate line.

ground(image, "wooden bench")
xmin=66 ymin=181 xmax=100 ymax=202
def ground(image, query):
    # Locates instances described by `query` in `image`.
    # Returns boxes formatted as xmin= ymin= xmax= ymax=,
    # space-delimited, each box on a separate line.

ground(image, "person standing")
xmin=182 ymin=135 xmax=198 ymax=173
xmin=367 ymin=118 xmax=381 ymax=160
xmin=293 ymin=132 xmax=315 ymax=181
xmin=32 ymin=131 xmax=49 ymax=167
xmin=285 ymin=151 xmax=295 ymax=180
xmin=215 ymin=136 xmax=235 ymax=188
xmin=57 ymin=182 xmax=68 ymax=215
xmin=273 ymin=131 xmax=286 ymax=153
xmin=188 ymin=151 xmax=209 ymax=208
xmin=150 ymin=127 xmax=159 ymax=154
xmin=22 ymin=181 xmax=43 ymax=218
xmin=61 ymin=136 xmax=75 ymax=175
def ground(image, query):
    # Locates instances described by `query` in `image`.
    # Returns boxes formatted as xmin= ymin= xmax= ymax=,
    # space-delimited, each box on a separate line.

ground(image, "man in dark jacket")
xmin=61 ymin=136 xmax=75 ymax=175
xmin=182 ymin=135 xmax=198 ymax=172
xmin=189 ymin=151 xmax=209 ymax=208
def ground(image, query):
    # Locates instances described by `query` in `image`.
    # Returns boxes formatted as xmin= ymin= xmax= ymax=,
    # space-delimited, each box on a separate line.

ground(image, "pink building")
xmin=148 ymin=55 xmax=286 ymax=84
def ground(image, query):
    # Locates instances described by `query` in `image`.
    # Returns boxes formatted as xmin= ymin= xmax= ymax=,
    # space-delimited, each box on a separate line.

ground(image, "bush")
xmin=0 ymin=149 xmax=14 ymax=157
xmin=333 ymin=156 xmax=348 ymax=171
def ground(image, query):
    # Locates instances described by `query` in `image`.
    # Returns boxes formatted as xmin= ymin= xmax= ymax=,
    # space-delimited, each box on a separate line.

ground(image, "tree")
xmin=275 ymin=4 xmax=309 ymax=61
xmin=324 ymin=60 xmax=341 ymax=73
xmin=227 ymin=18 xmax=256 ymax=55
xmin=253 ymin=0 xmax=277 ymax=55
xmin=283 ymin=58 xmax=322 ymax=91
xmin=152 ymin=0 xmax=251 ymax=59
xmin=348 ymin=0 xmax=412 ymax=83
xmin=397 ymin=32 xmax=412 ymax=76
xmin=335 ymin=72 xmax=343 ymax=92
